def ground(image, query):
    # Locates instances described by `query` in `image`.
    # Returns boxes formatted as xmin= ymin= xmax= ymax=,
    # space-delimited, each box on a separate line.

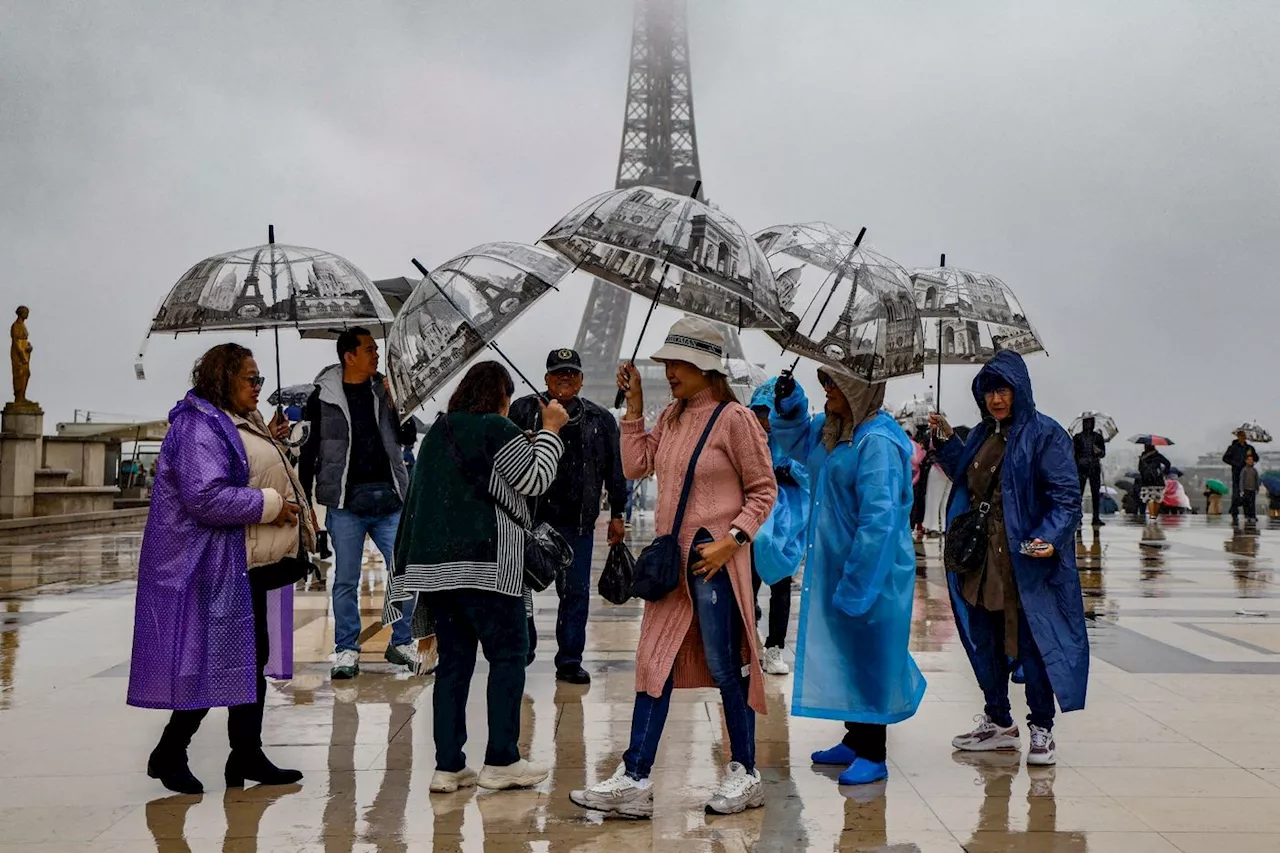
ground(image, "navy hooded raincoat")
xmin=935 ymin=351 xmax=1089 ymax=712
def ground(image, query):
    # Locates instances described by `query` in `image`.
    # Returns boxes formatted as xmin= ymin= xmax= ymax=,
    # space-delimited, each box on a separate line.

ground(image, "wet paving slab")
xmin=1 ymin=516 xmax=1279 ymax=849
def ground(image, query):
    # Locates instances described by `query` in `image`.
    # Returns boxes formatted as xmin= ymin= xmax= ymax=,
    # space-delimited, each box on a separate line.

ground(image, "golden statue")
xmin=10 ymin=306 xmax=33 ymax=407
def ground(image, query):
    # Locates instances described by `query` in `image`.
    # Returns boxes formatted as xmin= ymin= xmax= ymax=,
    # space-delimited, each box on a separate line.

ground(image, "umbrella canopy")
xmin=1100 ymin=484 xmax=1120 ymax=497
xmin=297 ymin=277 xmax=416 ymax=340
xmin=1115 ymin=477 xmax=1135 ymax=492
xmin=909 ymin=265 xmax=1045 ymax=364
xmin=1128 ymin=434 xmax=1174 ymax=446
xmin=1261 ymin=475 xmax=1280 ymax=494
xmin=1235 ymin=422 xmax=1273 ymax=443
xmin=1069 ymin=411 xmax=1119 ymax=442
xmin=387 ymin=242 xmax=572 ymax=419
xmin=1206 ymin=479 xmax=1230 ymax=495
xmin=894 ymin=395 xmax=938 ymax=428
xmin=540 ymin=185 xmax=784 ymax=330
xmin=267 ymin=383 xmax=316 ymax=408
xmin=753 ymin=222 xmax=925 ymax=382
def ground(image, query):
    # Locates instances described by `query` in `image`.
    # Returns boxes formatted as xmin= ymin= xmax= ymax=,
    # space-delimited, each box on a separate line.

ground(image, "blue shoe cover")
xmin=811 ymin=742 xmax=857 ymax=766
xmin=838 ymin=758 xmax=889 ymax=786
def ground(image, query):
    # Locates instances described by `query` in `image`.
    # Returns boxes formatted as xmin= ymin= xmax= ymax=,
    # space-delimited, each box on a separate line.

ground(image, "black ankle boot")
xmin=225 ymin=750 xmax=303 ymax=787
xmin=148 ymin=747 xmax=205 ymax=795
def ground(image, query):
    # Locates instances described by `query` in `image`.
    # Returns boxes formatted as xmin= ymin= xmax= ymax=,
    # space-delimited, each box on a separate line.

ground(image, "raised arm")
xmin=769 ymin=378 xmax=819 ymax=466
xmin=492 ymin=426 xmax=565 ymax=498
xmin=724 ymin=406 xmax=778 ymax=541
xmin=172 ymin=416 xmax=273 ymax=527
xmin=620 ymin=414 xmax=664 ymax=480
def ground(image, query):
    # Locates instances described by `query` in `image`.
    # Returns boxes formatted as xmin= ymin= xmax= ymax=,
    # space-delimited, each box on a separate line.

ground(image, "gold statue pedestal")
xmin=1 ymin=402 xmax=43 ymax=519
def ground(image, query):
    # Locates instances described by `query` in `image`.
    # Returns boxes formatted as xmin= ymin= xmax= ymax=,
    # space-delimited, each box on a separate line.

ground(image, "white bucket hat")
xmin=649 ymin=316 xmax=726 ymax=373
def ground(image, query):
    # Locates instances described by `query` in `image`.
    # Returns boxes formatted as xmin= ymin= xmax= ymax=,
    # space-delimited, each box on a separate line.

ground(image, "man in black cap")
xmin=508 ymin=348 xmax=627 ymax=685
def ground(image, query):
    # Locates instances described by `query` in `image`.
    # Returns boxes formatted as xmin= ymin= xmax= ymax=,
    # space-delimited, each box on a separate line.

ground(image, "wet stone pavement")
xmin=2 ymin=516 xmax=1280 ymax=850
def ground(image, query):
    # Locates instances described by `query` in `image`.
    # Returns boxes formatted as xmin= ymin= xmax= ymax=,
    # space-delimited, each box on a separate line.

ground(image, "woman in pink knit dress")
xmin=570 ymin=317 xmax=777 ymax=818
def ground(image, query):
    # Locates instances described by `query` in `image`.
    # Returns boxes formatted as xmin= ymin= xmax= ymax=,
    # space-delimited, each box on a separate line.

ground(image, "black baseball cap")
xmin=546 ymin=348 xmax=582 ymax=373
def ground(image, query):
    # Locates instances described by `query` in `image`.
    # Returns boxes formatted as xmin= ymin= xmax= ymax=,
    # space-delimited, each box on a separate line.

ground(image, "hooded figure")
xmin=771 ymin=368 xmax=926 ymax=786
xmin=934 ymin=350 xmax=1087 ymax=767
xmin=748 ymin=379 xmax=811 ymax=586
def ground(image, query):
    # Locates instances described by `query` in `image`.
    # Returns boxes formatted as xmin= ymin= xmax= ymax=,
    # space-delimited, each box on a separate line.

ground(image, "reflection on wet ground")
xmin=2 ymin=516 xmax=1280 ymax=849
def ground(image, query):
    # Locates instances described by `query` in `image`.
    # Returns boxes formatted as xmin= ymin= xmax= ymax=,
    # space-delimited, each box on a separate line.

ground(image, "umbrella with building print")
xmin=1235 ymin=422 xmax=1273 ymax=443
xmin=386 ymin=242 xmax=573 ymax=420
xmin=909 ymin=256 xmax=1045 ymax=410
xmin=753 ymin=221 xmax=926 ymax=383
xmin=540 ymin=183 xmax=784 ymax=405
xmin=137 ymin=226 xmax=394 ymax=412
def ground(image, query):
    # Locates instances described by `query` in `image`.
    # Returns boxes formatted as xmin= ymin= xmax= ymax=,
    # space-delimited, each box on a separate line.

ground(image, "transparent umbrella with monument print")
xmin=137 ymin=225 xmax=394 ymax=412
xmin=909 ymin=255 xmax=1045 ymax=409
xmin=540 ymin=182 xmax=784 ymax=405
xmin=386 ymin=242 xmax=573 ymax=420
xmin=753 ymin=221 xmax=925 ymax=382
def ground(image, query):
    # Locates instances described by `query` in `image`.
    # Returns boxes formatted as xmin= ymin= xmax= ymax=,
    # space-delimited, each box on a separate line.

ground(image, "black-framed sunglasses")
xmin=817 ymin=373 xmax=834 ymax=389
xmin=246 ymin=376 xmax=266 ymax=389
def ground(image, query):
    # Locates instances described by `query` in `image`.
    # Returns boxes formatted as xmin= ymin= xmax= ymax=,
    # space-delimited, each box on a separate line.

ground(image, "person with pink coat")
xmin=570 ymin=317 xmax=777 ymax=818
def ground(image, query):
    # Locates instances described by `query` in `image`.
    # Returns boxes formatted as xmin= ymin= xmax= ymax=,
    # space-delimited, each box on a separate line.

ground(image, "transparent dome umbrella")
xmin=137 ymin=225 xmax=394 ymax=413
xmin=297 ymin=276 xmax=416 ymax=340
xmin=1235 ymin=422 xmax=1273 ymax=443
xmin=1069 ymin=411 xmax=1119 ymax=442
xmin=386 ymin=242 xmax=573 ymax=421
xmin=895 ymin=394 xmax=940 ymax=429
xmin=726 ymin=357 xmax=769 ymax=403
xmin=753 ymin=221 xmax=925 ymax=383
xmin=910 ymin=256 xmax=1045 ymax=410
xmin=540 ymin=182 xmax=784 ymax=405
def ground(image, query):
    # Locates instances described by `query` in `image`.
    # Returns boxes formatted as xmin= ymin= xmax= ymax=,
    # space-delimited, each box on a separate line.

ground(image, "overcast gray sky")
xmin=3 ymin=0 xmax=1278 ymax=462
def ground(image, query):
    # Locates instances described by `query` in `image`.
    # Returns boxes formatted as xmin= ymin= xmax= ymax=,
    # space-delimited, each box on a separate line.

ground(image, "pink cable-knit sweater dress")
xmin=621 ymin=389 xmax=778 ymax=714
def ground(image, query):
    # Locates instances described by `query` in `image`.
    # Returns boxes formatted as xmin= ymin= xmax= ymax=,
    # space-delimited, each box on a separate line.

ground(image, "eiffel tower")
xmin=573 ymin=0 xmax=748 ymax=406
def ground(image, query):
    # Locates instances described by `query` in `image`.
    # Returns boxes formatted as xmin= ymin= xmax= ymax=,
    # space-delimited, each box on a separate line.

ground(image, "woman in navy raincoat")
xmin=748 ymin=379 xmax=810 ymax=675
xmin=930 ymin=350 xmax=1088 ymax=767
xmin=771 ymin=369 xmax=926 ymax=786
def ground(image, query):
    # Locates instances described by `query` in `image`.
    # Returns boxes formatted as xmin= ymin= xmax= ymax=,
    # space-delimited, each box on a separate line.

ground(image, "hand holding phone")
xmin=1020 ymin=539 xmax=1054 ymax=558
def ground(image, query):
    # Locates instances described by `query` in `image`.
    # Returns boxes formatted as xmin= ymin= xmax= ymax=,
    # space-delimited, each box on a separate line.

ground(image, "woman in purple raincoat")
xmin=129 ymin=344 xmax=304 ymax=795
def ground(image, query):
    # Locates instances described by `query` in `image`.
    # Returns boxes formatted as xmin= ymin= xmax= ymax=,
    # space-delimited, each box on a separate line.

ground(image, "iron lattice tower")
xmin=573 ymin=0 xmax=746 ymax=406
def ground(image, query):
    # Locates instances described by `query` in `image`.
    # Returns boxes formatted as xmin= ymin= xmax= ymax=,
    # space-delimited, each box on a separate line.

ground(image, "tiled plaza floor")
xmin=2 ymin=514 xmax=1280 ymax=850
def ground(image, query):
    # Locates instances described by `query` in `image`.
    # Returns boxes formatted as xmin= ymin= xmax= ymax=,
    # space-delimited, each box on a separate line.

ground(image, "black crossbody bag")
xmin=944 ymin=456 xmax=1004 ymax=576
xmin=632 ymin=403 xmax=727 ymax=602
xmin=437 ymin=414 xmax=572 ymax=592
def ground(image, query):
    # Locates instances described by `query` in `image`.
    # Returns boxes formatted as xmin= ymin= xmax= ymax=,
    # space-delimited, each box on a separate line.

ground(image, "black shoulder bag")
xmin=632 ymin=403 xmax=728 ymax=602
xmin=944 ymin=457 xmax=1004 ymax=576
xmin=437 ymin=414 xmax=572 ymax=593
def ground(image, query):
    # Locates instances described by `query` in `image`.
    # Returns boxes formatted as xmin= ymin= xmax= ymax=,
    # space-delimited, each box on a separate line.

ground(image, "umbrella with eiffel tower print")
xmin=753 ymin=221 xmax=925 ymax=383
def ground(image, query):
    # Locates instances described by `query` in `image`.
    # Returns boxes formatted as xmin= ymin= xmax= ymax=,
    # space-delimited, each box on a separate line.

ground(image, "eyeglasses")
xmin=983 ymin=387 xmax=1013 ymax=399
xmin=246 ymin=376 xmax=266 ymax=389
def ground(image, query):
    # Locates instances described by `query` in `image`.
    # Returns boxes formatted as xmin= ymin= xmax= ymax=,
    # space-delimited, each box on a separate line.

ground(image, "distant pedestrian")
xmin=1241 ymin=452 xmax=1260 ymax=522
xmin=571 ymin=317 xmax=776 ymax=818
xmin=1073 ymin=417 xmax=1107 ymax=526
xmin=508 ymin=348 xmax=627 ymax=685
xmin=1138 ymin=442 xmax=1171 ymax=521
xmin=1223 ymin=431 xmax=1259 ymax=523
xmin=931 ymin=350 xmax=1087 ymax=768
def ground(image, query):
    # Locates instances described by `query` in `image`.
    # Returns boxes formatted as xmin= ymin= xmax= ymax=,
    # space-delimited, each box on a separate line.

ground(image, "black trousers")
xmin=841 ymin=722 xmax=887 ymax=763
xmin=1078 ymin=465 xmax=1102 ymax=521
xmin=158 ymin=581 xmax=269 ymax=756
xmin=751 ymin=559 xmax=792 ymax=650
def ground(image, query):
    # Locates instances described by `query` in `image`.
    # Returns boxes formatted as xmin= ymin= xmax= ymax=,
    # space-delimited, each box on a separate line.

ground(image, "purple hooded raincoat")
xmin=127 ymin=391 xmax=291 ymax=711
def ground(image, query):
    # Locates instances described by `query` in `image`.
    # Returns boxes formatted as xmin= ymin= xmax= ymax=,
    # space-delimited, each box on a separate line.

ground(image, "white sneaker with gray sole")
xmin=952 ymin=714 xmax=1021 ymax=752
xmin=570 ymin=764 xmax=654 ymax=819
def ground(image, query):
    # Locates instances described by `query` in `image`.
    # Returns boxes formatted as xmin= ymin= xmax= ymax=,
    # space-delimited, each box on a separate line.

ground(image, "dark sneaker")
xmin=556 ymin=666 xmax=591 ymax=685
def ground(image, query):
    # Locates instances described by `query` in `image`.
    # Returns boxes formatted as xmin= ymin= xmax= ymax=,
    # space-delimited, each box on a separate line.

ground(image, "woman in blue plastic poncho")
xmin=771 ymin=368 xmax=926 ymax=786
xmin=747 ymin=379 xmax=811 ymax=675
xmin=930 ymin=350 xmax=1087 ymax=768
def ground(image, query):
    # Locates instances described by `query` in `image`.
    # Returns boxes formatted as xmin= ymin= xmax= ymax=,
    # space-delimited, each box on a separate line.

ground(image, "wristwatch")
xmin=729 ymin=527 xmax=750 ymax=547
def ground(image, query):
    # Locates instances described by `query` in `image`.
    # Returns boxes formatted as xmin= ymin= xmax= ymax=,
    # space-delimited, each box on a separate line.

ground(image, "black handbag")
xmin=599 ymin=542 xmax=636 ymax=605
xmin=632 ymin=403 xmax=727 ymax=602
xmin=437 ymin=414 xmax=572 ymax=593
xmin=944 ymin=456 xmax=1004 ymax=576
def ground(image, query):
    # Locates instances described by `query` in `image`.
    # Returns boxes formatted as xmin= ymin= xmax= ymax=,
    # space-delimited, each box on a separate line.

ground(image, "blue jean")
xmin=968 ymin=605 xmax=1055 ymax=730
xmin=328 ymin=507 xmax=415 ymax=651
xmin=623 ymin=529 xmax=755 ymax=779
xmin=553 ymin=527 xmax=594 ymax=671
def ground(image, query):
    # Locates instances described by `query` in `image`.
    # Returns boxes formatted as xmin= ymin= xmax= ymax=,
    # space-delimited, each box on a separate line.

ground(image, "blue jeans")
xmin=328 ymin=507 xmax=415 ymax=652
xmin=623 ymin=529 xmax=755 ymax=779
xmin=968 ymin=605 xmax=1055 ymax=730
xmin=553 ymin=527 xmax=594 ymax=671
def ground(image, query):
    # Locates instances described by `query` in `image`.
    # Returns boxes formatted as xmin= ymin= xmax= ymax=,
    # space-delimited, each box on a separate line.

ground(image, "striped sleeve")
xmin=492 ymin=430 xmax=564 ymax=497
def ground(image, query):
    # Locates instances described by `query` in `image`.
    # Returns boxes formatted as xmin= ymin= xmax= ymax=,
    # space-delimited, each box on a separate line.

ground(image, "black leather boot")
xmin=224 ymin=750 xmax=303 ymax=788
xmin=148 ymin=745 xmax=205 ymax=795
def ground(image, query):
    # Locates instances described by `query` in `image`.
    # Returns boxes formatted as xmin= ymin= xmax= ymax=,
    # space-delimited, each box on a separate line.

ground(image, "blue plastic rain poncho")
xmin=771 ymin=381 xmax=926 ymax=723
xmin=749 ymin=379 xmax=811 ymax=586
xmin=935 ymin=350 xmax=1089 ymax=712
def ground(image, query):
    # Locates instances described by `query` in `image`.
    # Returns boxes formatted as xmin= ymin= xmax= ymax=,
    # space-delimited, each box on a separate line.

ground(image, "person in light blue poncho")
xmin=771 ymin=368 xmax=926 ymax=786
xmin=747 ymin=379 xmax=810 ymax=675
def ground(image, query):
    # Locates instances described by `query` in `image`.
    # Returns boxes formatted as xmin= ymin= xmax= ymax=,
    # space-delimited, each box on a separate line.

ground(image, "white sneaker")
xmin=331 ymin=649 xmax=360 ymax=680
xmin=705 ymin=762 xmax=764 ymax=815
xmin=430 ymin=767 xmax=478 ymax=793
xmin=1027 ymin=724 xmax=1057 ymax=766
xmin=952 ymin=714 xmax=1021 ymax=752
xmin=762 ymin=646 xmax=790 ymax=675
xmin=570 ymin=764 xmax=654 ymax=819
xmin=477 ymin=759 xmax=549 ymax=790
